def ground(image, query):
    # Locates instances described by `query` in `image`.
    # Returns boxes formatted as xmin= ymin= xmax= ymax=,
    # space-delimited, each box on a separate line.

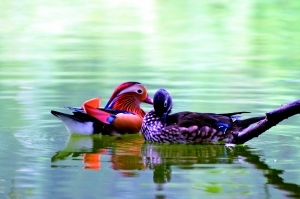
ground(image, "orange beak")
xmin=143 ymin=95 xmax=153 ymax=105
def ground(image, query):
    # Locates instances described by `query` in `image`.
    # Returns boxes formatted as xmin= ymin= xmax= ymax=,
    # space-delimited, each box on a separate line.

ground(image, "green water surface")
xmin=1 ymin=1 xmax=300 ymax=198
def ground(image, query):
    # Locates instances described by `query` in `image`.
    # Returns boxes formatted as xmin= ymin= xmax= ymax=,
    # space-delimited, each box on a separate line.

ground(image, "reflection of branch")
xmin=235 ymin=100 xmax=300 ymax=144
xmin=238 ymin=147 xmax=300 ymax=198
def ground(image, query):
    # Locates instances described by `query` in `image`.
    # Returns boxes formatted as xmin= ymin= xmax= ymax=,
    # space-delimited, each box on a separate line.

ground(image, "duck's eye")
xmin=164 ymin=101 xmax=168 ymax=107
xmin=137 ymin=89 xmax=143 ymax=94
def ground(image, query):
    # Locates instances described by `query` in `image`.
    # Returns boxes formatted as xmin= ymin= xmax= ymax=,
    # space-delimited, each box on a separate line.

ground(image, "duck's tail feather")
xmin=63 ymin=106 xmax=85 ymax=113
xmin=237 ymin=116 xmax=265 ymax=130
xmin=51 ymin=110 xmax=97 ymax=135
xmin=51 ymin=110 xmax=98 ymax=122
xmin=220 ymin=111 xmax=250 ymax=116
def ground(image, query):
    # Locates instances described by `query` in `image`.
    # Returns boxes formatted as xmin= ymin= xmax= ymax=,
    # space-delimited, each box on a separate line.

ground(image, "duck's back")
xmin=166 ymin=111 xmax=264 ymax=133
xmin=167 ymin=112 xmax=235 ymax=129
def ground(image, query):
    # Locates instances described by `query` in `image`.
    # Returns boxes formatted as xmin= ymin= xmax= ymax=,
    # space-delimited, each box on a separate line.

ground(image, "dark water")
xmin=1 ymin=1 xmax=300 ymax=198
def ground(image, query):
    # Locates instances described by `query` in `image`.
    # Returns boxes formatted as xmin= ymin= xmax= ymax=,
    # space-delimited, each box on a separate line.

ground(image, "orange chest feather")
xmin=112 ymin=113 xmax=143 ymax=133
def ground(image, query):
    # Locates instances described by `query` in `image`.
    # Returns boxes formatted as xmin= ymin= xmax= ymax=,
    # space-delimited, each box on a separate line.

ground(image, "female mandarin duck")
xmin=141 ymin=89 xmax=265 ymax=144
xmin=51 ymin=82 xmax=153 ymax=135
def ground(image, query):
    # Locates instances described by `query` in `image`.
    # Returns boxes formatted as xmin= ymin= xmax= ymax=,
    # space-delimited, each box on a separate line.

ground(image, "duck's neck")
xmin=111 ymin=94 xmax=145 ymax=117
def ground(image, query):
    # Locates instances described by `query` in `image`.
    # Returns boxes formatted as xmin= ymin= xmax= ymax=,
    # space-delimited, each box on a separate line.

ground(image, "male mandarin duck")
xmin=51 ymin=81 xmax=153 ymax=135
xmin=141 ymin=89 xmax=265 ymax=144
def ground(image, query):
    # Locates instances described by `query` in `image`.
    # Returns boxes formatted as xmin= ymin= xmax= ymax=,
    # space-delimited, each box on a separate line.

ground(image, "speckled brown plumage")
xmin=141 ymin=89 xmax=265 ymax=144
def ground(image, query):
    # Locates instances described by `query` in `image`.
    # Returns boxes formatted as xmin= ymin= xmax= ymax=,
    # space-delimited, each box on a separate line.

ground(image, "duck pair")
xmin=51 ymin=82 xmax=264 ymax=144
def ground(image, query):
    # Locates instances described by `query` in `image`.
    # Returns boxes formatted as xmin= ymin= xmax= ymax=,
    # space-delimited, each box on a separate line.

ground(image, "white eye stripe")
xmin=118 ymin=85 xmax=145 ymax=95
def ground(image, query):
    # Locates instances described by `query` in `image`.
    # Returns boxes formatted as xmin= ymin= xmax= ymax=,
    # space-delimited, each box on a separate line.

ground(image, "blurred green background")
xmin=0 ymin=0 xmax=300 ymax=198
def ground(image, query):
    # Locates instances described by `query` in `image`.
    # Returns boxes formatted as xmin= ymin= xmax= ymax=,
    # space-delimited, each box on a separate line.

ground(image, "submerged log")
xmin=234 ymin=100 xmax=300 ymax=144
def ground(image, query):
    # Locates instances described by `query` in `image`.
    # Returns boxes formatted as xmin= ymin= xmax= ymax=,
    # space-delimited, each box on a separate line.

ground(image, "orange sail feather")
xmin=82 ymin=97 xmax=101 ymax=109
xmin=83 ymin=103 xmax=113 ymax=124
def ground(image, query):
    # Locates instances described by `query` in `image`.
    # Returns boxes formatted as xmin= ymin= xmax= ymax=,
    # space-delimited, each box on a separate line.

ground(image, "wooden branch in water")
xmin=235 ymin=100 xmax=300 ymax=144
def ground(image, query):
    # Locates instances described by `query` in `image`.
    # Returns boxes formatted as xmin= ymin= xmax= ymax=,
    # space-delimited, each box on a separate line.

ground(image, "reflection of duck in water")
xmin=51 ymin=134 xmax=145 ymax=174
xmin=142 ymin=89 xmax=300 ymax=144
xmin=51 ymin=82 xmax=153 ymax=135
xmin=142 ymin=144 xmax=235 ymax=167
xmin=142 ymin=143 xmax=300 ymax=198
xmin=52 ymin=135 xmax=300 ymax=197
